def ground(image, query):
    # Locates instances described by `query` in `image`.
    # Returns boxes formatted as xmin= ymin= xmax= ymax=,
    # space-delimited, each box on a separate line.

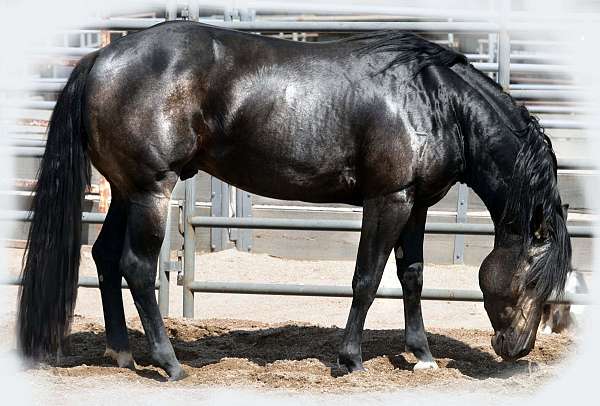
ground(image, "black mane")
xmin=500 ymin=114 xmax=571 ymax=299
xmin=446 ymin=55 xmax=569 ymax=300
xmin=347 ymin=31 xmax=467 ymax=76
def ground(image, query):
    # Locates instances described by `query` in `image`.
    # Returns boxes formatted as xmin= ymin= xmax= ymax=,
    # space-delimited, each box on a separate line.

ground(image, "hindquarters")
xmin=84 ymin=26 xmax=214 ymax=196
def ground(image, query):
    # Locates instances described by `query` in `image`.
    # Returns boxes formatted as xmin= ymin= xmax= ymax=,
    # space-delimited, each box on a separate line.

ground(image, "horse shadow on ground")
xmin=45 ymin=322 xmax=541 ymax=382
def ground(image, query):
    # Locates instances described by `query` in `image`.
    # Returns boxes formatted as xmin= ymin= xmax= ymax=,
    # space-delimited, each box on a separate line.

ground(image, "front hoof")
xmin=167 ymin=366 xmax=187 ymax=382
xmin=338 ymin=354 xmax=365 ymax=373
xmin=413 ymin=360 xmax=439 ymax=371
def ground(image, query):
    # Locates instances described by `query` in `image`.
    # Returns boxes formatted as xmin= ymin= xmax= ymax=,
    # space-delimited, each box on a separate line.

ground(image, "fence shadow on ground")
xmin=44 ymin=322 xmax=541 ymax=382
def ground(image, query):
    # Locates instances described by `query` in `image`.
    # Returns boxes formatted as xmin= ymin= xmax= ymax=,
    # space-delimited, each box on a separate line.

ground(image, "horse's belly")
xmin=196 ymin=147 xmax=362 ymax=204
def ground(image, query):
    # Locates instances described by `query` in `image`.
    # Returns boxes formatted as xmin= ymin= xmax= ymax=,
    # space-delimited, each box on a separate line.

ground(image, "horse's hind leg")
xmin=119 ymin=182 xmax=184 ymax=381
xmin=91 ymin=190 xmax=133 ymax=368
xmin=394 ymin=207 xmax=437 ymax=370
xmin=338 ymin=189 xmax=414 ymax=372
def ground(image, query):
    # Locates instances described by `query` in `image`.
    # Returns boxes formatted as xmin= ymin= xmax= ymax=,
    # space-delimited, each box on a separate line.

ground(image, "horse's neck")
xmin=455 ymin=74 xmax=523 ymax=225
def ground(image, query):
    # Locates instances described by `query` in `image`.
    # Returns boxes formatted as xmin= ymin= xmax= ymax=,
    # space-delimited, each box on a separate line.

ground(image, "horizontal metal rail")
xmin=558 ymin=158 xmax=598 ymax=170
xmin=2 ymin=210 xmax=594 ymax=237
xmin=80 ymin=18 xmax=597 ymax=34
xmin=189 ymin=216 xmax=596 ymax=238
xmin=82 ymin=18 xmax=500 ymax=32
xmin=6 ymin=139 xmax=46 ymax=148
xmin=511 ymin=90 xmax=584 ymax=101
xmin=4 ymin=100 xmax=56 ymax=110
xmin=2 ymin=275 xmax=159 ymax=290
xmin=25 ymin=49 xmax=567 ymax=65
xmin=540 ymin=119 xmax=591 ymax=130
xmin=525 ymin=105 xmax=591 ymax=114
xmin=0 ymin=210 xmax=106 ymax=224
xmin=473 ymin=62 xmax=570 ymax=74
xmin=28 ymin=46 xmax=98 ymax=57
xmin=7 ymin=147 xmax=46 ymax=157
xmin=188 ymin=281 xmax=590 ymax=305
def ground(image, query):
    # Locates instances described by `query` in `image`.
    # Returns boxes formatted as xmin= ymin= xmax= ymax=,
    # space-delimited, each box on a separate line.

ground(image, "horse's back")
xmin=84 ymin=21 xmax=464 ymax=204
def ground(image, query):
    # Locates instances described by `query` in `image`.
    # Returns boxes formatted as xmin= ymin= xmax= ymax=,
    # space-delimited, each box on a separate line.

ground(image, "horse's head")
xmin=478 ymin=118 xmax=572 ymax=361
xmin=480 ymin=204 xmax=570 ymax=360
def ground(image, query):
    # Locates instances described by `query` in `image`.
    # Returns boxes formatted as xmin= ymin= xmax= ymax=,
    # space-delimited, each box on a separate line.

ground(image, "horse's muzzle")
xmin=491 ymin=329 xmax=534 ymax=361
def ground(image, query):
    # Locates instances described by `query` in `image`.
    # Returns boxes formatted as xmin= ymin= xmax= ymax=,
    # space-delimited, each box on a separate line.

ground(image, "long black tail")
xmin=18 ymin=51 xmax=99 ymax=359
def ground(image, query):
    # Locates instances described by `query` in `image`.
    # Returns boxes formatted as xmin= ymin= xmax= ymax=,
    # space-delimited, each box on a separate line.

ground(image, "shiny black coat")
xmin=86 ymin=23 xmax=472 ymax=207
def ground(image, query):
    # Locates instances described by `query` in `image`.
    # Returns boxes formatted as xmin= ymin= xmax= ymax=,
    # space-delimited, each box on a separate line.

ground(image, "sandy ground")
xmin=0 ymin=247 xmax=580 ymax=403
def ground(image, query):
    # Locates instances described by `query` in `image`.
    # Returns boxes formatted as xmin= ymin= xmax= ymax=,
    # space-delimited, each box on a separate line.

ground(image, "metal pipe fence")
xmin=186 ymin=216 xmax=595 ymax=238
xmin=187 ymin=281 xmax=588 ymax=305
xmin=1 ymin=207 xmax=594 ymax=316
xmin=2 ymin=275 xmax=160 ymax=290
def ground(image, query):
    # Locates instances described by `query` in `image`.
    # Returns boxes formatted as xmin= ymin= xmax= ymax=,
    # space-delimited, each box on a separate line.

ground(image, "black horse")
xmin=18 ymin=21 xmax=571 ymax=380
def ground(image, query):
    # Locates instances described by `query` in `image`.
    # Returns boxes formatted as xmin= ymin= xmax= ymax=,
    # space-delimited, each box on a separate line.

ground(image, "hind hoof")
xmin=104 ymin=348 xmax=135 ymax=369
xmin=167 ymin=366 xmax=187 ymax=381
xmin=414 ymin=360 xmax=439 ymax=371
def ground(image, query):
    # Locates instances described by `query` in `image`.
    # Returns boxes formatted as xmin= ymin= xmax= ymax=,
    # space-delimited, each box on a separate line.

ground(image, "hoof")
xmin=104 ymin=348 xmax=135 ymax=369
xmin=541 ymin=325 xmax=553 ymax=335
xmin=413 ymin=360 xmax=439 ymax=371
xmin=338 ymin=355 xmax=365 ymax=373
xmin=167 ymin=366 xmax=187 ymax=382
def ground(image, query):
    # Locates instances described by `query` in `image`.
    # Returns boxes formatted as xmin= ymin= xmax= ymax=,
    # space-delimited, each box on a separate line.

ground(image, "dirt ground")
xmin=0 ymin=247 xmax=580 ymax=401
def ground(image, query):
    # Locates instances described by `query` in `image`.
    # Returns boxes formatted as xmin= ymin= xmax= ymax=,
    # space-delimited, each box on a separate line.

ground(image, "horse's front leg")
xmin=338 ymin=188 xmax=414 ymax=372
xmin=395 ymin=207 xmax=438 ymax=370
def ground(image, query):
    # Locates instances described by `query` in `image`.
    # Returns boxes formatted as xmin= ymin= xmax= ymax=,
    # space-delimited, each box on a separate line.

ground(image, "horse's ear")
xmin=562 ymin=203 xmax=569 ymax=220
xmin=532 ymin=204 xmax=548 ymax=240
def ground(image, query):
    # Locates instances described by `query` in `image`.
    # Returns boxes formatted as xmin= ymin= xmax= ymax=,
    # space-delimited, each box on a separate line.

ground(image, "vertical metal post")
xmin=239 ymin=8 xmax=256 ymax=22
xmin=224 ymin=7 xmax=236 ymax=22
xmin=183 ymin=177 xmax=196 ymax=318
xmin=497 ymin=0 xmax=511 ymax=90
xmin=235 ymin=189 xmax=253 ymax=252
xmin=188 ymin=0 xmax=200 ymax=21
xmin=447 ymin=18 xmax=454 ymax=48
xmin=488 ymin=33 xmax=497 ymax=63
xmin=210 ymin=177 xmax=229 ymax=251
xmin=453 ymin=183 xmax=469 ymax=264
xmin=158 ymin=205 xmax=171 ymax=316
xmin=166 ymin=0 xmax=177 ymax=21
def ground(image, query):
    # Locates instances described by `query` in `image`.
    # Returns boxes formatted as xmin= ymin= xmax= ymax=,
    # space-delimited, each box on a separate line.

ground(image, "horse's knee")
xmin=351 ymin=271 xmax=378 ymax=304
xmin=398 ymin=262 xmax=423 ymax=288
